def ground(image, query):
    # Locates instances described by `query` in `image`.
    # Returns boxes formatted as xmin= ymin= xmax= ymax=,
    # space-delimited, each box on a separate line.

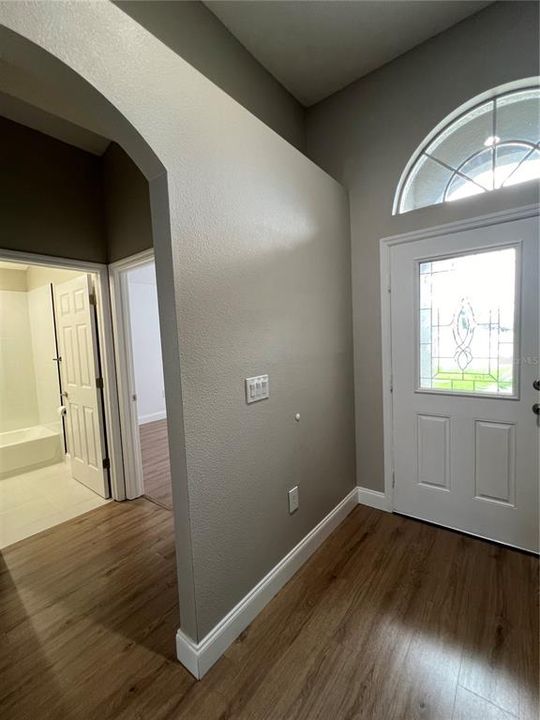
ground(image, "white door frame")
xmin=379 ymin=203 xmax=540 ymax=511
xmin=0 ymin=248 xmax=126 ymax=501
xmin=108 ymin=248 xmax=155 ymax=499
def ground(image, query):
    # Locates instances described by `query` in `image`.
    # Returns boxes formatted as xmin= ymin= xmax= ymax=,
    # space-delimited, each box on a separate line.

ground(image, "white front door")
xmin=55 ymin=275 xmax=110 ymax=498
xmin=390 ymin=215 xmax=539 ymax=552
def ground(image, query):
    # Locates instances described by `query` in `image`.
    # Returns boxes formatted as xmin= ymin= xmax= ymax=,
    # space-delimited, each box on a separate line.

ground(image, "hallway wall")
xmin=103 ymin=142 xmax=154 ymax=262
xmin=0 ymin=2 xmax=356 ymax=646
xmin=0 ymin=115 xmax=107 ymax=262
xmin=0 ymin=114 xmax=154 ymax=264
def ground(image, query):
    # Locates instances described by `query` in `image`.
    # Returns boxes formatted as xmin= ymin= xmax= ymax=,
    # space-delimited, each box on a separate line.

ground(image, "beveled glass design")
xmin=418 ymin=248 xmax=517 ymax=395
xmin=397 ymin=86 xmax=540 ymax=214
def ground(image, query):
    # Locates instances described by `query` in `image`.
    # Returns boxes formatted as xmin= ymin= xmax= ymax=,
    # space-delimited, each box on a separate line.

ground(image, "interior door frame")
xmin=0 ymin=248 xmax=126 ymax=501
xmin=379 ymin=203 xmax=540 ymax=512
xmin=109 ymin=248 xmax=156 ymax=499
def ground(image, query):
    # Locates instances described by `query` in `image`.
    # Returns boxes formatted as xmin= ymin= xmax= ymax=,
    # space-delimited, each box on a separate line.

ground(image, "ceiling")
xmin=205 ymin=1 xmax=493 ymax=106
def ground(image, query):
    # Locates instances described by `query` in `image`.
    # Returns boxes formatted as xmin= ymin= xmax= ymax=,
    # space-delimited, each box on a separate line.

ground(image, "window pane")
xmin=418 ymin=248 xmax=517 ymax=396
xmin=400 ymin=154 xmax=453 ymax=213
xmin=427 ymin=101 xmax=493 ymax=168
xmin=496 ymin=89 xmax=540 ymax=144
xmin=495 ymin=142 xmax=533 ymax=187
xmin=502 ymin=147 xmax=540 ymax=188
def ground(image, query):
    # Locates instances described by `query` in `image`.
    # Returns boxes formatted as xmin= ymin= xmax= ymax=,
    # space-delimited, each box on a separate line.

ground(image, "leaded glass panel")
xmin=418 ymin=247 xmax=517 ymax=396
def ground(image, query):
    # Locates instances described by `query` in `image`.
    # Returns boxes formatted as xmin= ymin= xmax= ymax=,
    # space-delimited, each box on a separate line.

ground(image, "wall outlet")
xmin=288 ymin=486 xmax=299 ymax=514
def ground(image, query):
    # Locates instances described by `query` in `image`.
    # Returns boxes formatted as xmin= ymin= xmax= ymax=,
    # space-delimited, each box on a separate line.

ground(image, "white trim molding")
xmin=177 ymin=487 xmax=359 ymax=679
xmin=138 ymin=410 xmax=167 ymax=425
xmin=357 ymin=487 xmax=392 ymax=512
xmin=109 ymin=248 xmax=155 ymax=499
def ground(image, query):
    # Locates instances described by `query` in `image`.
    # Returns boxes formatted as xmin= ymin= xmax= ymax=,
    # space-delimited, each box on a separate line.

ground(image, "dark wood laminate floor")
xmin=1 ymin=500 xmax=537 ymax=719
xmin=139 ymin=419 xmax=173 ymax=509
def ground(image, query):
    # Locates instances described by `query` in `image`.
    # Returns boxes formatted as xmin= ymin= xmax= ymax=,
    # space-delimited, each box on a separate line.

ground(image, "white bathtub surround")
xmin=27 ymin=283 xmax=62 ymax=428
xmin=0 ymin=273 xmax=39 ymax=433
xmin=0 ymin=461 xmax=110 ymax=548
xmin=0 ymin=425 xmax=63 ymax=479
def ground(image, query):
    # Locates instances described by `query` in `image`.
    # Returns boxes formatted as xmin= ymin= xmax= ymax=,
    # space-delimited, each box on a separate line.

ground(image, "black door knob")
xmin=534 ymin=379 xmax=540 ymax=391
xmin=533 ymin=403 xmax=540 ymax=416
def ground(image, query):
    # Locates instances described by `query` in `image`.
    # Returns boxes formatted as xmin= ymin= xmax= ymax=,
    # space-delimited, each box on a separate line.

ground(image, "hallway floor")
xmin=139 ymin=419 xmax=173 ymax=509
xmin=0 ymin=461 xmax=109 ymax=548
xmin=0 ymin=501 xmax=537 ymax=719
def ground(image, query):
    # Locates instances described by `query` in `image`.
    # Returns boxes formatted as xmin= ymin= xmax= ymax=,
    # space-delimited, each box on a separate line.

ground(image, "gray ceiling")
xmin=205 ymin=0 xmax=493 ymax=106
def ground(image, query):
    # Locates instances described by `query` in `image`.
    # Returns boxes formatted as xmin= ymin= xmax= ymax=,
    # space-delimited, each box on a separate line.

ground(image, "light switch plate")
xmin=288 ymin=486 xmax=299 ymax=514
xmin=245 ymin=374 xmax=269 ymax=404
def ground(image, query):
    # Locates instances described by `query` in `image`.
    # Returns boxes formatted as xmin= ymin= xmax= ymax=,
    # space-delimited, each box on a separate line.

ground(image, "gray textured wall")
xmin=115 ymin=0 xmax=306 ymax=151
xmin=0 ymin=2 xmax=356 ymax=643
xmin=0 ymin=115 xmax=107 ymax=262
xmin=305 ymin=1 xmax=540 ymax=493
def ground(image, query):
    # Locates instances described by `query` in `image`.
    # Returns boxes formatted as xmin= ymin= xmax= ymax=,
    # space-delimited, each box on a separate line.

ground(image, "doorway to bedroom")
xmin=110 ymin=251 xmax=172 ymax=510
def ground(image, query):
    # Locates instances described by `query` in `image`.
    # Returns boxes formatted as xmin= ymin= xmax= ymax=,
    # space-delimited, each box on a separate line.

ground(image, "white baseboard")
xmin=176 ymin=487 xmax=359 ymax=679
xmin=138 ymin=410 xmax=167 ymax=425
xmin=357 ymin=486 xmax=392 ymax=512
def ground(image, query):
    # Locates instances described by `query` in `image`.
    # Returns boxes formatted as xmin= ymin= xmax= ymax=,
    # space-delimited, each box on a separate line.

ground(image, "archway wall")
xmin=0 ymin=2 xmax=356 ymax=642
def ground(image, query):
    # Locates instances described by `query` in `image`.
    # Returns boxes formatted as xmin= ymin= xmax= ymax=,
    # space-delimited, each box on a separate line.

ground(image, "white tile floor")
xmin=0 ymin=461 xmax=110 ymax=548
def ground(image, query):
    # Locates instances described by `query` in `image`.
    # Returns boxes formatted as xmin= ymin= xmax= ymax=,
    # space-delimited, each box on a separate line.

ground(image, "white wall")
xmin=127 ymin=262 xmax=166 ymax=425
xmin=0 ymin=268 xmax=39 ymax=433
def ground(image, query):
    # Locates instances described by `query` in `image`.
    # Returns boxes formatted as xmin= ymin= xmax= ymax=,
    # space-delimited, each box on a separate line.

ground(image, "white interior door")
xmin=55 ymin=275 xmax=110 ymax=498
xmin=390 ymin=215 xmax=539 ymax=552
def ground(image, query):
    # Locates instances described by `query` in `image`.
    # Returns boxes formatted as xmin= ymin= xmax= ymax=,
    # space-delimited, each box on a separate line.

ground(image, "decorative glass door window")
xmin=418 ymin=247 xmax=517 ymax=395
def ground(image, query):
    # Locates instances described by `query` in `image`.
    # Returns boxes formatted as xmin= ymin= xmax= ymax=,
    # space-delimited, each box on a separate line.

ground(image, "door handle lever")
xmin=533 ymin=403 xmax=540 ymax=416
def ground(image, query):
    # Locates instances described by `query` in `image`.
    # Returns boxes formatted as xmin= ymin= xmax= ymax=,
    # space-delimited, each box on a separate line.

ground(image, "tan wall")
xmin=306 ymin=0 xmax=540 ymax=492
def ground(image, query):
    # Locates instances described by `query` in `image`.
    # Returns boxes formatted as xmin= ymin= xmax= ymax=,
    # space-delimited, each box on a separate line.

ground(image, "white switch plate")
xmin=288 ymin=486 xmax=299 ymax=514
xmin=245 ymin=374 xmax=269 ymax=404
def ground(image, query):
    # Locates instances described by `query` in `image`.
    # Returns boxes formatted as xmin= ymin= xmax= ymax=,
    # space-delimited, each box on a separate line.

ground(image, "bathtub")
xmin=0 ymin=426 xmax=63 ymax=479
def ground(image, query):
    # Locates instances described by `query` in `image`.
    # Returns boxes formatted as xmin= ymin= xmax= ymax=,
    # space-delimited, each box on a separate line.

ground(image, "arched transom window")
xmin=394 ymin=83 xmax=540 ymax=214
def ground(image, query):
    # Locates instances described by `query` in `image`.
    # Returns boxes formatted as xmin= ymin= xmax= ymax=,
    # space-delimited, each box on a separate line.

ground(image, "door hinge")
xmin=96 ymin=377 xmax=104 ymax=389
xmin=392 ymin=471 xmax=395 ymax=489
xmin=89 ymin=292 xmax=97 ymax=306
xmin=102 ymin=457 xmax=111 ymax=470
